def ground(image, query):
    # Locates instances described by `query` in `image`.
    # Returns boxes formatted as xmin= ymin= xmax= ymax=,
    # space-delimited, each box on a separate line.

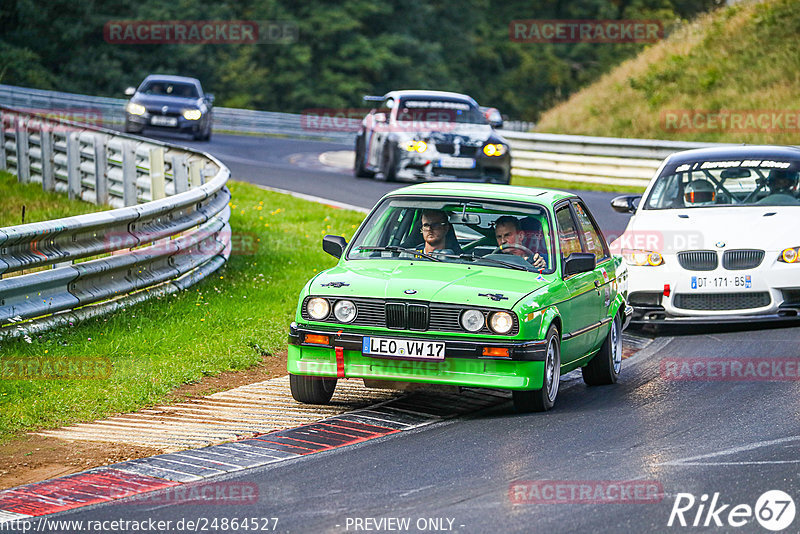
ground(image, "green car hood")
xmin=310 ymin=260 xmax=551 ymax=308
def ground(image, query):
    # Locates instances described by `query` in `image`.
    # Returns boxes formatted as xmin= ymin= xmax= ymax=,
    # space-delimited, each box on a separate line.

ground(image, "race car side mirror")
xmin=610 ymin=195 xmax=641 ymax=213
xmin=323 ymin=235 xmax=348 ymax=259
xmin=563 ymin=252 xmax=596 ymax=276
xmin=124 ymin=87 xmax=136 ymax=96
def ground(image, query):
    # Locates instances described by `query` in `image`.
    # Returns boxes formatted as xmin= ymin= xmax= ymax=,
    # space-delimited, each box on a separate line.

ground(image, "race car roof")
xmin=663 ymin=145 xmax=800 ymax=174
xmin=383 ymin=182 xmax=574 ymax=206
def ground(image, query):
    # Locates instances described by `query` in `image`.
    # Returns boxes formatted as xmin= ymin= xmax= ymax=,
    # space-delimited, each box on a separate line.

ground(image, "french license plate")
xmin=437 ymin=157 xmax=475 ymax=169
xmin=690 ymin=275 xmax=752 ymax=289
xmin=151 ymin=115 xmax=178 ymax=127
xmin=362 ymin=336 xmax=445 ymax=360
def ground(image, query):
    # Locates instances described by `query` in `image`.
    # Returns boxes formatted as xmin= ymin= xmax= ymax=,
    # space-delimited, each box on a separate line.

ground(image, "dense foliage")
xmin=0 ymin=0 xmax=718 ymax=120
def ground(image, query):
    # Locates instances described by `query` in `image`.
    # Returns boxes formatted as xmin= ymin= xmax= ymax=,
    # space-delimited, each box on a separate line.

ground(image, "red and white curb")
xmin=0 ymin=388 xmax=508 ymax=523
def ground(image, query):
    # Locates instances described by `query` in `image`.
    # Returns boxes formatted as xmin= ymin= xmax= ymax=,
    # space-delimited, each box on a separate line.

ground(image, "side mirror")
xmin=373 ymin=112 xmax=387 ymax=124
xmin=323 ymin=235 xmax=347 ymax=259
xmin=610 ymin=195 xmax=641 ymax=214
xmin=489 ymin=118 xmax=503 ymax=129
xmin=124 ymin=87 xmax=136 ymax=96
xmin=206 ymin=93 xmax=215 ymax=104
xmin=563 ymin=252 xmax=596 ymax=276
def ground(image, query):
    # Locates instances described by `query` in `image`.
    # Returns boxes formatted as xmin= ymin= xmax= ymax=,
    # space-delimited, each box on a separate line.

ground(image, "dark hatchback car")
xmin=124 ymin=75 xmax=213 ymax=140
xmin=355 ymin=90 xmax=511 ymax=184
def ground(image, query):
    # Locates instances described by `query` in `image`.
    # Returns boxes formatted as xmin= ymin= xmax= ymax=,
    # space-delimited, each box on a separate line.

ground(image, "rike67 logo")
xmin=668 ymin=490 xmax=796 ymax=531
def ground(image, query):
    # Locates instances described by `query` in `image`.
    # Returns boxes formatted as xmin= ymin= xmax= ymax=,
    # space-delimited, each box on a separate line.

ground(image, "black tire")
xmin=379 ymin=144 xmax=397 ymax=182
xmin=354 ymin=135 xmax=374 ymax=178
xmin=204 ymin=128 xmax=212 ymax=141
xmin=582 ymin=314 xmax=622 ymax=386
xmin=512 ymin=324 xmax=560 ymax=413
xmin=289 ymin=374 xmax=337 ymax=404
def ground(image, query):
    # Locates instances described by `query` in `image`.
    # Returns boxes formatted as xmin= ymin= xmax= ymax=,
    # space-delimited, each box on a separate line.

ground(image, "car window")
xmin=644 ymin=160 xmax=800 ymax=208
xmin=555 ymin=206 xmax=581 ymax=261
xmin=347 ymin=197 xmax=555 ymax=273
xmin=572 ymin=201 xmax=608 ymax=261
xmin=396 ymin=99 xmax=487 ymax=125
xmin=140 ymin=81 xmax=199 ymax=98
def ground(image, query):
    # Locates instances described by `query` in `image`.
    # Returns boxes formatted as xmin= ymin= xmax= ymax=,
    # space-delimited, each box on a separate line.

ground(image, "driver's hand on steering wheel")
xmin=531 ymin=253 xmax=546 ymax=270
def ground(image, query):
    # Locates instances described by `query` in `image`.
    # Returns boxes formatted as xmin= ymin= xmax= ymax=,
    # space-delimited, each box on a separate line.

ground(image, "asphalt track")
xmin=28 ymin=132 xmax=799 ymax=533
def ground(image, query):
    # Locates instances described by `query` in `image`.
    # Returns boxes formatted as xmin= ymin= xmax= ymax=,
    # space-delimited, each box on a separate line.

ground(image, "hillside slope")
xmin=536 ymin=0 xmax=800 ymax=144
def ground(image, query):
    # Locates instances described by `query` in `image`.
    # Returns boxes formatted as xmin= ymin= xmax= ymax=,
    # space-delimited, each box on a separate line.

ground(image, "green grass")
xmin=0 ymin=171 xmax=104 ymax=226
xmin=0 ymin=180 xmax=365 ymax=441
xmin=511 ymin=174 xmax=646 ymax=194
xmin=536 ymin=0 xmax=800 ymax=145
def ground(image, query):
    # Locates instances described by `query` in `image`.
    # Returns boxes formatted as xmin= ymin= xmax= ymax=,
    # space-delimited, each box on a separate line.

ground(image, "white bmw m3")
xmin=610 ymin=145 xmax=800 ymax=325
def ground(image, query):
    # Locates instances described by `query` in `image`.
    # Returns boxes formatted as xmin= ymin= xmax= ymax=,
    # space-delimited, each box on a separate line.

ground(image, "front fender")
xmin=537 ymin=305 xmax=562 ymax=340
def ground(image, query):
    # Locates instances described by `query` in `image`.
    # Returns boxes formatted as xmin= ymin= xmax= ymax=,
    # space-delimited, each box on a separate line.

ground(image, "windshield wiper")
xmin=356 ymin=246 xmax=442 ymax=262
xmin=442 ymin=253 xmax=530 ymax=272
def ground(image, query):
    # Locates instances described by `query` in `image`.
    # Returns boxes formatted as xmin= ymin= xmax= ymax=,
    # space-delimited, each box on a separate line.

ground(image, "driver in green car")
xmin=494 ymin=215 xmax=547 ymax=269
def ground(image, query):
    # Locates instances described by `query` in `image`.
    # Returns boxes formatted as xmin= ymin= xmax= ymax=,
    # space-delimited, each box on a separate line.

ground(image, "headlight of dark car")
xmin=483 ymin=143 xmax=508 ymax=157
xmin=126 ymin=102 xmax=146 ymax=116
xmin=182 ymin=109 xmax=202 ymax=121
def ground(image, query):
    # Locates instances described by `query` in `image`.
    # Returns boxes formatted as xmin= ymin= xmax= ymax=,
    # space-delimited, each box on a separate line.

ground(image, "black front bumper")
xmin=288 ymin=323 xmax=547 ymax=362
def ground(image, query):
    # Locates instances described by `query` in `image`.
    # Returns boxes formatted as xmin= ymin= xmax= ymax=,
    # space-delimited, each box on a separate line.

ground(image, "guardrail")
xmin=0 ymin=83 xmax=728 ymax=186
xmin=0 ymin=104 xmax=231 ymax=337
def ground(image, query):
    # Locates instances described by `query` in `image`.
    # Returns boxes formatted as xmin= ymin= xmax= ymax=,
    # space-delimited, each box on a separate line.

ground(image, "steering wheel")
xmin=492 ymin=243 xmax=537 ymax=258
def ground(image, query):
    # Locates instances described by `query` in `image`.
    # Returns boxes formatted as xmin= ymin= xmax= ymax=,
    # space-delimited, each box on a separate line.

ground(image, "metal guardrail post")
xmin=172 ymin=154 xmax=188 ymax=194
xmin=189 ymin=160 xmax=202 ymax=189
xmin=0 ymin=114 xmax=6 ymax=171
xmin=149 ymin=146 xmax=165 ymax=200
xmin=122 ymin=140 xmax=137 ymax=206
xmin=66 ymin=131 xmax=81 ymax=199
xmin=41 ymin=123 xmax=55 ymax=191
xmin=93 ymin=135 xmax=109 ymax=205
xmin=15 ymin=115 xmax=30 ymax=183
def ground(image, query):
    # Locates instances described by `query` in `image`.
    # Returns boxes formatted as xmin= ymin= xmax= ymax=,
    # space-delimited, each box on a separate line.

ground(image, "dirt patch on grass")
xmin=0 ymin=351 xmax=288 ymax=490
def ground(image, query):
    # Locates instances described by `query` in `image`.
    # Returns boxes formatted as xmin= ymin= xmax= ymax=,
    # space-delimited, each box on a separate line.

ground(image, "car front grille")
xmin=677 ymin=250 xmax=718 ymax=271
xmin=435 ymin=143 xmax=477 ymax=156
xmin=301 ymin=297 xmax=518 ymax=335
xmin=722 ymin=249 xmax=764 ymax=270
xmin=673 ymin=292 xmax=771 ymax=311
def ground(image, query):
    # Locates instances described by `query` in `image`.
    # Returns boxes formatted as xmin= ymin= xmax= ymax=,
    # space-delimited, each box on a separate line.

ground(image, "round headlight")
xmin=183 ymin=109 xmax=202 ymax=121
xmin=307 ymin=298 xmax=330 ymax=320
xmin=782 ymin=248 xmax=798 ymax=263
xmin=489 ymin=311 xmax=514 ymax=334
xmin=333 ymin=300 xmax=357 ymax=323
xmin=461 ymin=309 xmax=485 ymax=332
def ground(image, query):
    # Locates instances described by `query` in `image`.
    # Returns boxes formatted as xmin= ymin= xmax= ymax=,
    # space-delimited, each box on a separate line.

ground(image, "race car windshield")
xmin=644 ymin=160 xmax=800 ymax=209
xmin=347 ymin=197 xmax=555 ymax=273
xmin=396 ymin=100 xmax=488 ymax=125
xmin=139 ymin=81 xmax=199 ymax=98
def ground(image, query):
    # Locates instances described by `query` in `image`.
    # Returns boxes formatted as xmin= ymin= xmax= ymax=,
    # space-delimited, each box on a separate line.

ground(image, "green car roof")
xmin=383 ymin=182 xmax=575 ymax=205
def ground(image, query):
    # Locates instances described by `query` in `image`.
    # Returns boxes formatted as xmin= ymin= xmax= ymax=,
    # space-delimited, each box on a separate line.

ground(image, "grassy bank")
xmin=0 ymin=171 xmax=104 ymax=226
xmin=0 ymin=180 xmax=365 ymax=441
xmin=536 ymin=0 xmax=800 ymax=145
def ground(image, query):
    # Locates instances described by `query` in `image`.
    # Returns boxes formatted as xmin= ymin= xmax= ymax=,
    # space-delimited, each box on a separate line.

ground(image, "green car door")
xmin=554 ymin=203 xmax=606 ymax=360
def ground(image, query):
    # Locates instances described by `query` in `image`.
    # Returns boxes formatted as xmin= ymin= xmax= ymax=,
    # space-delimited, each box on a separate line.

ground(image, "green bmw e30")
xmin=288 ymin=183 xmax=631 ymax=412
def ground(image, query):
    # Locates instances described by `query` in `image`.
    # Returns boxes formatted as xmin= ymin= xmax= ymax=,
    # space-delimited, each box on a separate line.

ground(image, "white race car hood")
xmin=613 ymin=206 xmax=800 ymax=254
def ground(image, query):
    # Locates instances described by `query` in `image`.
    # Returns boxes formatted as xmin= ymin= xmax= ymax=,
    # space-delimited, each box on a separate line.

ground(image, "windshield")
xmin=396 ymin=99 xmax=487 ymax=125
xmin=139 ymin=81 xmax=199 ymax=98
xmin=644 ymin=159 xmax=800 ymax=209
xmin=346 ymin=197 xmax=555 ymax=273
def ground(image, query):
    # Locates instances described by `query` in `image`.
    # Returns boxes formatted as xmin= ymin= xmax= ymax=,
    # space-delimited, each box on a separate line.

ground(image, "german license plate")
xmin=437 ymin=157 xmax=475 ymax=169
xmin=362 ymin=336 xmax=445 ymax=360
xmin=151 ymin=115 xmax=178 ymax=127
xmin=690 ymin=275 xmax=752 ymax=290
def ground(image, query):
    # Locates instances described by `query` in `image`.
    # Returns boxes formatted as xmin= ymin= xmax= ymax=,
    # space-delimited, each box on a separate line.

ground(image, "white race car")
xmin=610 ymin=145 xmax=800 ymax=325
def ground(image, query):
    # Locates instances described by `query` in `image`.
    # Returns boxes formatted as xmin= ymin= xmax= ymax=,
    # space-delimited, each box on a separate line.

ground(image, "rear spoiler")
xmin=363 ymin=95 xmax=383 ymax=102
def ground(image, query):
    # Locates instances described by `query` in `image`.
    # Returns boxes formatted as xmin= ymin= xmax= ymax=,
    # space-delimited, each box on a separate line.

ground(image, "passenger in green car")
xmin=417 ymin=209 xmax=456 ymax=255
xmin=494 ymin=215 xmax=547 ymax=269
